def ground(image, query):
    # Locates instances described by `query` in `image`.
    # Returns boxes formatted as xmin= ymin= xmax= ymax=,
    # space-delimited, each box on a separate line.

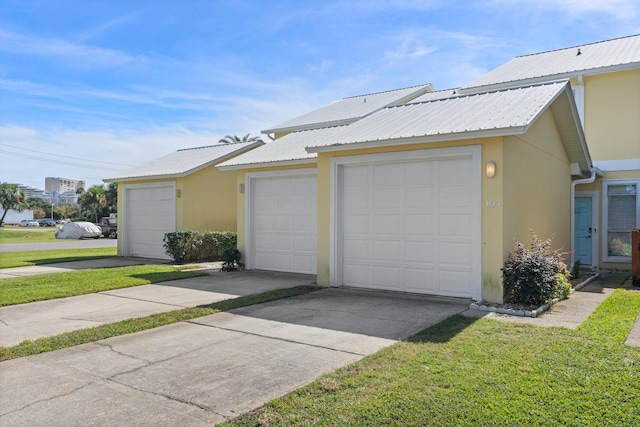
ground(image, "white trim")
xmin=244 ymin=168 xmax=318 ymax=271
xmin=218 ymin=158 xmax=317 ymax=171
xmin=593 ymin=158 xmax=640 ymax=172
xmin=330 ymin=145 xmax=483 ymax=300
xmin=574 ymin=191 xmax=599 ymax=267
xmin=121 ymin=181 xmax=176 ymax=258
xmin=602 ymin=179 xmax=640 ymax=263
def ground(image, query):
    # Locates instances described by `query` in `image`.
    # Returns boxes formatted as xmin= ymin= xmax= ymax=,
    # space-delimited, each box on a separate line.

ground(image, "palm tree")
xmin=0 ymin=183 xmax=28 ymax=225
xmin=219 ymin=133 xmax=263 ymax=144
xmin=79 ymin=185 xmax=107 ymax=223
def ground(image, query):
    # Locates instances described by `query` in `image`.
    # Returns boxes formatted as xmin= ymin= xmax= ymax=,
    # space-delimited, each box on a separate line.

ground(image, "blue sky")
xmin=1 ymin=0 xmax=639 ymax=190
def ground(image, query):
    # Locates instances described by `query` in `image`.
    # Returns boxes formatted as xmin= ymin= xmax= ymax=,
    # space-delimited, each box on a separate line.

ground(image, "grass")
xmin=0 ymin=228 xmax=58 ymax=244
xmin=0 ymin=264 xmax=206 ymax=306
xmin=0 ymin=285 xmax=317 ymax=361
xmin=0 ymin=248 xmax=117 ymax=269
xmin=225 ymin=288 xmax=640 ymax=427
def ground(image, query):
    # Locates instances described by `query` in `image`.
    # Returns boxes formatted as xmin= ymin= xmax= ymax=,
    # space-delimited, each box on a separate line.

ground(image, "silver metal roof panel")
xmin=262 ymin=84 xmax=433 ymax=134
xmin=463 ymin=34 xmax=640 ymax=92
xmin=218 ymin=126 xmax=346 ymax=169
xmin=104 ymin=141 xmax=262 ymax=182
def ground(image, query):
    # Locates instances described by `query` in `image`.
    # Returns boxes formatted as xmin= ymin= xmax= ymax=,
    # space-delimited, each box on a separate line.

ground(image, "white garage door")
xmin=337 ymin=148 xmax=480 ymax=298
xmin=249 ymin=171 xmax=317 ymax=274
xmin=123 ymin=182 xmax=176 ymax=259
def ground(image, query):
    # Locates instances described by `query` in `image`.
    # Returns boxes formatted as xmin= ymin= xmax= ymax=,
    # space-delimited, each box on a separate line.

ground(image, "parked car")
xmin=97 ymin=217 xmax=117 ymax=239
xmin=55 ymin=222 xmax=102 ymax=239
xmin=19 ymin=219 xmax=39 ymax=227
xmin=37 ymin=218 xmax=57 ymax=227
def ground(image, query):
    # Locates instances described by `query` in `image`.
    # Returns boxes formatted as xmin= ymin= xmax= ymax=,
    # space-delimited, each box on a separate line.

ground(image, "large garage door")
xmin=123 ymin=182 xmax=176 ymax=259
xmin=337 ymin=149 xmax=480 ymax=298
xmin=249 ymin=171 xmax=317 ymax=274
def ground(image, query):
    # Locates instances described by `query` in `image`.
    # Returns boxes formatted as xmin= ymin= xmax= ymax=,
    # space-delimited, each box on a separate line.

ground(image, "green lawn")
xmin=0 ymin=228 xmax=57 ymax=244
xmin=0 ymin=264 xmax=206 ymax=306
xmin=0 ymin=248 xmax=117 ymax=269
xmin=226 ymin=288 xmax=640 ymax=427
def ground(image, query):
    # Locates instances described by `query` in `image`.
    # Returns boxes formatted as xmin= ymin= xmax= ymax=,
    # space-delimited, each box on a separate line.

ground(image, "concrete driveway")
xmin=0 ymin=287 xmax=469 ymax=426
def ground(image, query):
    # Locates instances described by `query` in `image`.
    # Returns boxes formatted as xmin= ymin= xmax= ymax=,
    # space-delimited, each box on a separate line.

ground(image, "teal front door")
xmin=574 ymin=197 xmax=592 ymax=265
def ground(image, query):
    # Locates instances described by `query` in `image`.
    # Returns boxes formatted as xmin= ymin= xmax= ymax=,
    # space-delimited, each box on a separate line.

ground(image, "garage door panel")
xmin=250 ymin=173 xmax=317 ymax=274
xmin=374 ymin=239 xmax=401 ymax=261
xmin=405 ymin=215 xmax=434 ymax=235
xmin=374 ymin=214 xmax=403 ymax=234
xmin=405 ymin=241 xmax=435 ymax=263
xmin=124 ymin=184 xmax=175 ymax=260
xmin=339 ymin=153 xmax=478 ymax=298
xmin=343 ymin=238 xmax=369 ymax=261
xmin=438 ymin=214 xmax=470 ymax=235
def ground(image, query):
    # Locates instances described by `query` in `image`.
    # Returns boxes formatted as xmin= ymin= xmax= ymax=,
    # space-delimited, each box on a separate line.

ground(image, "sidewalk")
xmin=0 ymin=268 xmax=316 ymax=347
xmin=0 ymin=257 xmax=168 ymax=279
xmin=464 ymin=272 xmax=640 ymax=347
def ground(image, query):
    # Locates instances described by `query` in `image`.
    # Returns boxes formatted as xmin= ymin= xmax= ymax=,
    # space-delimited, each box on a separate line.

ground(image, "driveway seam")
xmin=186 ymin=319 xmax=380 ymax=357
xmin=97 ymin=291 xmax=185 ymax=308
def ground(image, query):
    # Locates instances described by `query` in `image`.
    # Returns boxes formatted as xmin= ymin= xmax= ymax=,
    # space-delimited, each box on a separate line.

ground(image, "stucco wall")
xmin=181 ymin=166 xmax=238 ymax=232
xmin=503 ymin=109 xmax=572 ymax=270
xmin=583 ymin=68 xmax=640 ymax=162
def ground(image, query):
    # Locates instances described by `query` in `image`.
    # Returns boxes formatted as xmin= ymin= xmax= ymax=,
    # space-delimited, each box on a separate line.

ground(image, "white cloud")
xmin=487 ymin=0 xmax=638 ymax=20
xmin=0 ymin=28 xmax=140 ymax=68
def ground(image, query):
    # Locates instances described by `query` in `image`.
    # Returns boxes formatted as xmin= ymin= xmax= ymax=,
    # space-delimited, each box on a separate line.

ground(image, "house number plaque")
xmin=486 ymin=200 xmax=502 ymax=207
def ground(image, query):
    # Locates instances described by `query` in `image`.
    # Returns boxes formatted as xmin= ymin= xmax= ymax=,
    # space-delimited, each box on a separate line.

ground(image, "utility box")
xmin=633 ymin=230 xmax=640 ymax=287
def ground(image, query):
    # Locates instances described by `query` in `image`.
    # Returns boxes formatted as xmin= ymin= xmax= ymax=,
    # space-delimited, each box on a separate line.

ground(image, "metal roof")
xmin=463 ymin=34 xmax=640 ymax=92
xmin=305 ymin=81 xmax=591 ymax=175
xmin=103 ymin=141 xmax=263 ymax=182
xmin=262 ymin=84 xmax=433 ymax=134
xmin=307 ymin=82 xmax=569 ymax=148
xmin=218 ymin=126 xmax=346 ymax=170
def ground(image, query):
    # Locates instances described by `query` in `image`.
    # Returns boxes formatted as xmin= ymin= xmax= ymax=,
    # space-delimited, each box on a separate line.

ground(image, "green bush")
xmin=221 ymin=248 xmax=245 ymax=272
xmin=163 ymin=230 xmax=237 ymax=263
xmin=502 ymin=233 xmax=569 ymax=306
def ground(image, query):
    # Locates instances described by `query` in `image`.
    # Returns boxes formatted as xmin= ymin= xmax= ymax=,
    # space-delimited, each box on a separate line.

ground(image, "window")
xmin=603 ymin=180 xmax=639 ymax=262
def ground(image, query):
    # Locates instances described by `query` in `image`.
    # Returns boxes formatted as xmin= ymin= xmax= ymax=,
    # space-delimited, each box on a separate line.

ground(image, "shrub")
xmin=502 ymin=233 xmax=569 ymax=306
xmin=221 ymin=248 xmax=244 ymax=272
xmin=553 ymin=273 xmax=572 ymax=300
xmin=570 ymin=260 xmax=581 ymax=280
xmin=163 ymin=230 xmax=237 ymax=263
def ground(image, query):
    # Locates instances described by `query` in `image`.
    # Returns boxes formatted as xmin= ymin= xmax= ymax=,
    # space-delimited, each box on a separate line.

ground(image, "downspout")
xmin=570 ymin=169 xmax=597 ymax=266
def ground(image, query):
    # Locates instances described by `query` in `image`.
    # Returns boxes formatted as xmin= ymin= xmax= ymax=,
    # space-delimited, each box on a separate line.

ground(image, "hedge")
xmin=163 ymin=230 xmax=238 ymax=263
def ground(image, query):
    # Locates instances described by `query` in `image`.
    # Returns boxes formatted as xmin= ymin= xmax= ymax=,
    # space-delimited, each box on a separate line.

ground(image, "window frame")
xmin=602 ymin=179 xmax=640 ymax=263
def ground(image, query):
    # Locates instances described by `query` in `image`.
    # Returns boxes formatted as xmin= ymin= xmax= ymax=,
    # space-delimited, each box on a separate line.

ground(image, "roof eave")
xmin=306 ymin=127 xmax=529 ymax=154
xmin=103 ymin=141 xmax=264 ymax=183
xmin=217 ymin=157 xmax=317 ymax=171
xmin=462 ymin=61 xmax=640 ymax=94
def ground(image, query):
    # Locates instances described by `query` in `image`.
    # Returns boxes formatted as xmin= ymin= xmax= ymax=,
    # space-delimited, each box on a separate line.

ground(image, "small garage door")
xmin=123 ymin=182 xmax=176 ymax=259
xmin=249 ymin=171 xmax=317 ymax=274
xmin=337 ymin=148 xmax=480 ymax=298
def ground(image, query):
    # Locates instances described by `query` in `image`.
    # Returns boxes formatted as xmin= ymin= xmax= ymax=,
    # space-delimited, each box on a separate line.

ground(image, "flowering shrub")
xmin=503 ymin=233 xmax=570 ymax=306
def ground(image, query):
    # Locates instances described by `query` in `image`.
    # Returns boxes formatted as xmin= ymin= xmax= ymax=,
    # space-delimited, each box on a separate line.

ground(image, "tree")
xmin=219 ymin=133 xmax=263 ymax=144
xmin=0 ymin=183 xmax=28 ymax=225
xmin=79 ymin=185 xmax=107 ymax=223
xmin=55 ymin=204 xmax=79 ymax=220
xmin=105 ymin=182 xmax=118 ymax=214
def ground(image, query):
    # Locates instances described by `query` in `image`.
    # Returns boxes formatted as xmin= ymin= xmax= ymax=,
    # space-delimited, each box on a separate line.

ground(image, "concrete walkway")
xmin=0 ymin=257 xmax=167 ymax=279
xmin=0 ymin=269 xmax=315 ymax=347
xmin=0 ymin=288 xmax=469 ymax=426
xmin=464 ymin=272 xmax=640 ymax=347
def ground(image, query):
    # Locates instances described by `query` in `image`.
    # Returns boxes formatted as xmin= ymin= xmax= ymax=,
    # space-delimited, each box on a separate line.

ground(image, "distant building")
xmin=14 ymin=184 xmax=46 ymax=198
xmin=45 ymin=177 xmax=85 ymax=194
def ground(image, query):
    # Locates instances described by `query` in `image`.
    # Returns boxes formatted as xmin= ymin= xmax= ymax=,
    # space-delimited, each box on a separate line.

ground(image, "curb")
xmin=469 ymin=273 xmax=601 ymax=318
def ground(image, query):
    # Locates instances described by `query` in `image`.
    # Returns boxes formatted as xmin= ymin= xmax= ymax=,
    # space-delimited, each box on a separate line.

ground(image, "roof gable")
xmin=463 ymin=34 xmax=640 ymax=92
xmin=262 ymin=84 xmax=433 ymax=134
xmin=104 ymin=140 xmax=263 ymax=182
